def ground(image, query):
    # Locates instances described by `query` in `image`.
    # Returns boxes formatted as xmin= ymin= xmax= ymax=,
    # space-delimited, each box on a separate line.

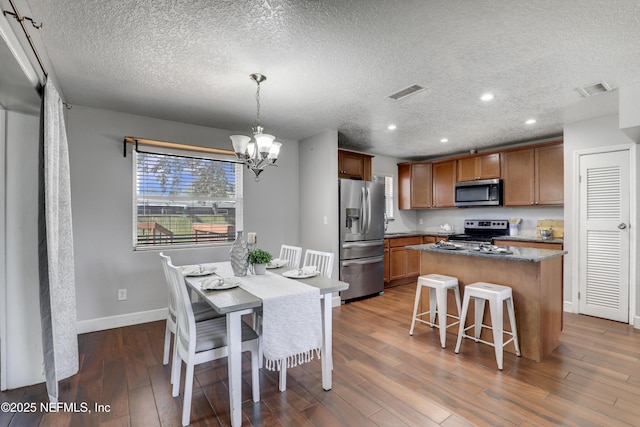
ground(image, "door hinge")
xmin=578 ymin=291 xmax=580 ymax=299
xmin=579 ymin=175 xmax=582 ymax=183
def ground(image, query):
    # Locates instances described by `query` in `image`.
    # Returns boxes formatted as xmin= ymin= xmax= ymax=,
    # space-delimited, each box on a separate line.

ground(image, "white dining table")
xmin=184 ymin=262 xmax=349 ymax=427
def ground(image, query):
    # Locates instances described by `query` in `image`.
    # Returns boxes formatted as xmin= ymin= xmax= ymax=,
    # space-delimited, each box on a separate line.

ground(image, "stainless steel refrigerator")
xmin=339 ymin=179 xmax=385 ymax=301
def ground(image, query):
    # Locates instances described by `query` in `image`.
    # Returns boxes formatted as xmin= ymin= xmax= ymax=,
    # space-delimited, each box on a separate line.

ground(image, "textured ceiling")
xmin=16 ymin=0 xmax=640 ymax=160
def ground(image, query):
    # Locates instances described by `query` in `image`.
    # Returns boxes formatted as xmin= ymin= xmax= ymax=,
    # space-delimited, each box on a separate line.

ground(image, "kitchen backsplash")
xmin=414 ymin=206 xmax=564 ymax=236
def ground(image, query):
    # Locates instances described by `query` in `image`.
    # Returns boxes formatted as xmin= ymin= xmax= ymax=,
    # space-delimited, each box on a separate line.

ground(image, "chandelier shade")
xmin=230 ymin=73 xmax=282 ymax=180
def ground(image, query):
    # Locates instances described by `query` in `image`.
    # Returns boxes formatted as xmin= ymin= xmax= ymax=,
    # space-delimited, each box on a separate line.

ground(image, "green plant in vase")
xmin=248 ymin=248 xmax=272 ymax=275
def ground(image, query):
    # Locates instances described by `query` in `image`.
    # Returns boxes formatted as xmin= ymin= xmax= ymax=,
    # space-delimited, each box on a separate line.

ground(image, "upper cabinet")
xmin=432 ymin=160 xmax=457 ymax=208
xmin=457 ymin=153 xmax=501 ymax=182
xmin=398 ymin=162 xmax=432 ymax=209
xmin=503 ymin=142 xmax=563 ymax=206
xmin=338 ymin=150 xmax=372 ymax=181
xmin=398 ymin=140 xmax=563 ymax=210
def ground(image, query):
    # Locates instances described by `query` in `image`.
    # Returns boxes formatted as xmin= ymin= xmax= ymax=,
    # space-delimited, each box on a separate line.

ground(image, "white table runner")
xmin=239 ymin=272 xmax=322 ymax=370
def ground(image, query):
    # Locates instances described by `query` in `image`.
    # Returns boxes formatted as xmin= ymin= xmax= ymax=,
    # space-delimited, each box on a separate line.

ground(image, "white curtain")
xmin=39 ymin=81 xmax=78 ymax=402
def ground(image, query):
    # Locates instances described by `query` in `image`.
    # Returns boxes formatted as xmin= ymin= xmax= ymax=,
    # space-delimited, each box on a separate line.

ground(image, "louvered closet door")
xmin=579 ymin=150 xmax=630 ymax=322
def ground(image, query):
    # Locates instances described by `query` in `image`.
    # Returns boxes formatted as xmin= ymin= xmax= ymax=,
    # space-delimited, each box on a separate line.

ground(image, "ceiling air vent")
xmin=577 ymin=81 xmax=613 ymax=98
xmin=387 ymin=84 xmax=425 ymax=100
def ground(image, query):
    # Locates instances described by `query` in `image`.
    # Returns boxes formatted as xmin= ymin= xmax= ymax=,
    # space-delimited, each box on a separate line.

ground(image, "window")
xmin=134 ymin=150 xmax=243 ymax=248
xmin=373 ymin=175 xmax=394 ymax=219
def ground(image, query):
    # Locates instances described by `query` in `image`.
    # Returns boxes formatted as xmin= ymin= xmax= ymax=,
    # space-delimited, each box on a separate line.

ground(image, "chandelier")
xmin=230 ymin=73 xmax=282 ymax=181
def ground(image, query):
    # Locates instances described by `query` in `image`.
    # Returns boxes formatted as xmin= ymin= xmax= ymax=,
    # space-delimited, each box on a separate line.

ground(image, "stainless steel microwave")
xmin=454 ymin=179 xmax=503 ymax=207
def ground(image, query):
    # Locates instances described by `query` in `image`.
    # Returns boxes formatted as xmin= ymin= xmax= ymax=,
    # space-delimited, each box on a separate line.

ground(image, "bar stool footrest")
xmin=460 ymin=324 xmax=517 ymax=349
xmin=414 ymin=312 xmax=460 ymax=329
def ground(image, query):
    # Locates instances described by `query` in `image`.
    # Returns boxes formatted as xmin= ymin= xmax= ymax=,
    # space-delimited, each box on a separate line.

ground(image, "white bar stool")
xmin=454 ymin=282 xmax=521 ymax=370
xmin=409 ymin=274 xmax=461 ymax=348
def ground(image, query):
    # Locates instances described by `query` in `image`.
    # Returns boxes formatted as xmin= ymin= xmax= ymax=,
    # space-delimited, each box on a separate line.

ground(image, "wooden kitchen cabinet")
xmin=432 ymin=160 xmax=457 ymax=208
xmin=503 ymin=142 xmax=563 ymax=206
xmin=411 ymin=163 xmax=432 ymax=208
xmin=457 ymin=153 xmax=501 ymax=182
xmin=398 ymin=162 xmax=432 ymax=209
xmin=386 ymin=236 xmax=422 ymax=286
xmin=338 ymin=149 xmax=372 ymax=181
xmin=536 ymin=144 xmax=564 ymax=205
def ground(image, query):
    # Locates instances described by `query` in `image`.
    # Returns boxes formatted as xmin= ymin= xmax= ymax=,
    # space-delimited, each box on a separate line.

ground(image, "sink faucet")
xmin=383 ymin=213 xmax=389 ymax=231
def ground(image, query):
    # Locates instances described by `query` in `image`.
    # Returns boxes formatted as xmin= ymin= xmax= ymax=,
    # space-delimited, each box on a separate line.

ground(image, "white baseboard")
xmin=76 ymin=308 xmax=168 ymax=334
xmin=563 ymin=300 xmax=573 ymax=313
xmin=332 ymin=294 xmax=341 ymax=307
xmin=634 ymin=316 xmax=639 ymax=329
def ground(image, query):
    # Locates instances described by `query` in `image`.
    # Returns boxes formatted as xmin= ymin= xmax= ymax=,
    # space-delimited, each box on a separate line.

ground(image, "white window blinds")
xmin=134 ymin=150 xmax=243 ymax=248
xmin=373 ymin=175 xmax=394 ymax=219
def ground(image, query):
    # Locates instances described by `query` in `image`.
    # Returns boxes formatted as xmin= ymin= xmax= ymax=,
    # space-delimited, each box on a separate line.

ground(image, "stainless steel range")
xmin=447 ymin=219 xmax=509 ymax=245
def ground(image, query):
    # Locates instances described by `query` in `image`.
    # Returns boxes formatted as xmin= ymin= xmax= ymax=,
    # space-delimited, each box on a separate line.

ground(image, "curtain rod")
xmin=123 ymin=136 xmax=234 ymax=158
xmin=3 ymin=0 xmax=48 ymax=80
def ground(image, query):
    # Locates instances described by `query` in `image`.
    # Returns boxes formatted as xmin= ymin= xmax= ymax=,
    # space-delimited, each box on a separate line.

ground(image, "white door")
xmin=578 ymin=150 xmax=630 ymax=322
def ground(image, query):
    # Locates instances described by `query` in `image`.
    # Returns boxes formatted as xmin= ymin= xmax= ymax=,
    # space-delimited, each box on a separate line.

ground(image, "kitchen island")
xmin=406 ymin=243 xmax=566 ymax=362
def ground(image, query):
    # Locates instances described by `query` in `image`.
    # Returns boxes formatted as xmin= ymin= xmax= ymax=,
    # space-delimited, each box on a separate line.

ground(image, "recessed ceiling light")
xmin=480 ymin=93 xmax=495 ymax=102
xmin=387 ymin=124 xmax=397 ymax=130
xmin=440 ymin=138 xmax=449 ymax=143
xmin=525 ymin=119 xmax=537 ymax=125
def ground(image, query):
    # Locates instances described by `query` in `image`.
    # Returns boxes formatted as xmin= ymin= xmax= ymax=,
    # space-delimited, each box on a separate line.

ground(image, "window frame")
xmin=132 ymin=145 xmax=243 ymax=251
xmin=373 ymin=174 xmax=395 ymax=220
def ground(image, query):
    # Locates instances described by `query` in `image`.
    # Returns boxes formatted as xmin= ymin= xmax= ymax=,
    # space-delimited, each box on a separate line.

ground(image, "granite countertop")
xmin=405 ymin=243 xmax=567 ymax=263
xmin=384 ymin=230 xmax=455 ymax=238
xmin=493 ymin=235 xmax=564 ymax=244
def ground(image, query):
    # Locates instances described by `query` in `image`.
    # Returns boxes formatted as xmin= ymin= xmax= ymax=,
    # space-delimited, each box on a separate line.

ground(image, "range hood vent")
xmin=577 ymin=81 xmax=613 ymax=98
xmin=387 ymin=84 xmax=425 ymax=100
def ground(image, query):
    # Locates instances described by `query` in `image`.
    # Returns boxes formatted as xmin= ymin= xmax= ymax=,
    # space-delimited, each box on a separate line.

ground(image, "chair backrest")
xmin=303 ymin=249 xmax=335 ymax=278
xmin=159 ymin=253 xmax=178 ymax=322
xmin=279 ymin=245 xmax=302 ymax=270
xmin=165 ymin=260 xmax=197 ymax=356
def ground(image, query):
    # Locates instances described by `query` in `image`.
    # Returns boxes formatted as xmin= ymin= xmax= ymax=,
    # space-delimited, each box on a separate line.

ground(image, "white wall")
xmin=4 ymin=110 xmax=44 ymax=388
xmin=66 ymin=106 xmax=300 ymax=329
xmin=299 ymin=130 xmax=339 ymax=278
xmin=564 ymin=114 xmax=639 ymax=323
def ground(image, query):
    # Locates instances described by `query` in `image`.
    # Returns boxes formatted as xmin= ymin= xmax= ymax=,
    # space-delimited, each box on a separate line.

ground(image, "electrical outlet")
xmin=323 ymin=215 xmax=328 ymax=225
xmin=118 ymin=289 xmax=127 ymax=301
xmin=419 ymin=218 xmax=423 ymax=225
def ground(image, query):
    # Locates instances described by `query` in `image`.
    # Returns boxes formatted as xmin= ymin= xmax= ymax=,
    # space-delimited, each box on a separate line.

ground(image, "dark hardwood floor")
xmin=2 ymin=283 xmax=640 ymax=426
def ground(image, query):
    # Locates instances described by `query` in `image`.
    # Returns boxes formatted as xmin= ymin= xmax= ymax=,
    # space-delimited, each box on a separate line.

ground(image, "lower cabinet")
xmin=384 ymin=235 xmax=444 ymax=288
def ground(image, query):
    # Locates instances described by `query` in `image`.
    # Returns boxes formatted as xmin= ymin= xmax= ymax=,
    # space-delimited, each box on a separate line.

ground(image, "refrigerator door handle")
xmin=341 ymin=256 xmax=384 ymax=267
xmin=361 ymin=186 xmax=368 ymax=235
xmin=366 ymin=186 xmax=372 ymax=233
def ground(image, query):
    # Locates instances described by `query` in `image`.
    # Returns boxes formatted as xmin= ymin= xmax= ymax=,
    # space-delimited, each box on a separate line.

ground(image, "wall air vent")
xmin=577 ymin=81 xmax=613 ymax=98
xmin=387 ymin=84 xmax=425 ymax=100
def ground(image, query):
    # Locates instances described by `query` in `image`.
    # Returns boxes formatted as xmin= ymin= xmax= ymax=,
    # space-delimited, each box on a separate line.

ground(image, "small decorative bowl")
xmin=539 ymin=229 xmax=553 ymax=239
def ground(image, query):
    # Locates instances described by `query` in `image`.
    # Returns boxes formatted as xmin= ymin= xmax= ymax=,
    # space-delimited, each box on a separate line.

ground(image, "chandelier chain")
xmin=254 ymin=81 xmax=261 ymax=130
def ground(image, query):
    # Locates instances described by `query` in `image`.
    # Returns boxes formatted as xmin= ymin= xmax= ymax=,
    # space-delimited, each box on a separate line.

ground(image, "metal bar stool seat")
xmin=454 ymin=281 xmax=521 ymax=370
xmin=409 ymin=274 xmax=461 ymax=348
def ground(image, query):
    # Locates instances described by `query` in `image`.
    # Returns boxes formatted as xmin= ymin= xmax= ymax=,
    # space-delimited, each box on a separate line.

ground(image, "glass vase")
xmin=229 ymin=231 xmax=249 ymax=276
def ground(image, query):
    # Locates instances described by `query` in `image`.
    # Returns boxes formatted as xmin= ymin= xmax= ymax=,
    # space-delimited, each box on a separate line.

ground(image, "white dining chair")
xmin=159 ymin=253 xmax=221 ymax=370
xmin=165 ymin=260 xmax=260 ymax=426
xmin=279 ymin=244 xmax=302 ymax=270
xmin=303 ymin=249 xmax=335 ymax=278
